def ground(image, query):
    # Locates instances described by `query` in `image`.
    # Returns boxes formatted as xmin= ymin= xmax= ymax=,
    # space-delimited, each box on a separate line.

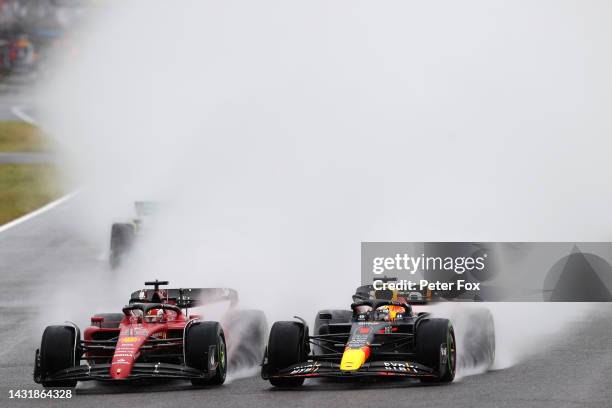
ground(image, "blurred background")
xmin=0 ymin=0 xmax=90 ymax=91
xmin=0 ymin=0 xmax=92 ymax=225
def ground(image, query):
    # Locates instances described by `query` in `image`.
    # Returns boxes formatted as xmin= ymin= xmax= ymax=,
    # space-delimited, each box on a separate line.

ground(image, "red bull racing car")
xmin=262 ymin=284 xmax=487 ymax=387
xmin=34 ymin=280 xmax=267 ymax=387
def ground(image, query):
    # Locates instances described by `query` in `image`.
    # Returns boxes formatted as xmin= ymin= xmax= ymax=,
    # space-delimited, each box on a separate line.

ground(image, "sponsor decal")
xmin=440 ymin=345 xmax=448 ymax=364
xmin=289 ymin=362 xmax=320 ymax=375
xmin=121 ymin=337 xmax=139 ymax=343
xmin=383 ymin=361 xmax=418 ymax=373
xmin=347 ymin=334 xmax=369 ymax=347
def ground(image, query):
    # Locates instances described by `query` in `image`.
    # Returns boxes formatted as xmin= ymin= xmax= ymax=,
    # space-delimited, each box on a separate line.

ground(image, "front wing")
xmin=36 ymin=363 xmax=214 ymax=383
xmin=265 ymin=360 xmax=438 ymax=380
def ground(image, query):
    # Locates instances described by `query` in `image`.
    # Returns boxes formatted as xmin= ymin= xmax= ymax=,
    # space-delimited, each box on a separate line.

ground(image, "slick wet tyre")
xmin=267 ymin=321 xmax=306 ymax=387
xmin=39 ymin=325 xmax=78 ymax=388
xmin=185 ymin=321 xmax=227 ymax=386
xmin=416 ymin=318 xmax=456 ymax=383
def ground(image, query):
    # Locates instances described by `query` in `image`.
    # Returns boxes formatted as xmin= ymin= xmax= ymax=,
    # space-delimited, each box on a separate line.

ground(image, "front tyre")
xmin=416 ymin=318 xmax=456 ymax=383
xmin=267 ymin=321 xmax=306 ymax=387
xmin=37 ymin=325 xmax=79 ymax=388
xmin=185 ymin=321 xmax=227 ymax=386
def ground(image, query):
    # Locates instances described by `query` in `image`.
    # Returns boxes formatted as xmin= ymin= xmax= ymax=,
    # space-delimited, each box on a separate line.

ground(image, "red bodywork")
xmin=84 ymin=307 xmax=190 ymax=380
xmin=33 ymin=282 xmax=254 ymax=385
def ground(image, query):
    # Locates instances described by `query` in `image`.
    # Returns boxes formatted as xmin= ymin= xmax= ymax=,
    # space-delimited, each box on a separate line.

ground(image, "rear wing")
xmin=129 ymin=287 xmax=239 ymax=308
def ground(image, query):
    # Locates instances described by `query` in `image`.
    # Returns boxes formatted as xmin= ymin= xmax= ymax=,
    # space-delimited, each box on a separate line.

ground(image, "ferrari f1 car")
xmin=109 ymin=201 xmax=157 ymax=269
xmin=34 ymin=280 xmax=267 ymax=387
xmin=262 ymin=284 xmax=494 ymax=387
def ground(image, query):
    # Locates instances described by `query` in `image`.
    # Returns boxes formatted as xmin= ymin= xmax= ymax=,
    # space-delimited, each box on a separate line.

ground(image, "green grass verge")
xmin=0 ymin=121 xmax=52 ymax=152
xmin=0 ymin=164 xmax=64 ymax=225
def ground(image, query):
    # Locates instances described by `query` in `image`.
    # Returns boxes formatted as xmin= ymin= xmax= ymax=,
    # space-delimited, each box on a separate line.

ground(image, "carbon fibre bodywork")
xmin=262 ymin=299 xmax=455 ymax=382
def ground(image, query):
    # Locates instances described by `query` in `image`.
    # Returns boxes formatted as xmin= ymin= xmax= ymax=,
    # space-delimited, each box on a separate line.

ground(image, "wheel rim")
xmin=219 ymin=338 xmax=226 ymax=373
xmin=448 ymin=330 xmax=456 ymax=374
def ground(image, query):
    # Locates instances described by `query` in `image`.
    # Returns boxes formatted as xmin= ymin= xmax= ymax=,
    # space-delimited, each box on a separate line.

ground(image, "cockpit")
xmin=351 ymin=300 xmax=411 ymax=322
xmin=123 ymin=303 xmax=181 ymax=324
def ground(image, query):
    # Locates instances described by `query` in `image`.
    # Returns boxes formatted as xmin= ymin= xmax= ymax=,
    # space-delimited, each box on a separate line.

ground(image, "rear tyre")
xmin=416 ymin=318 xmax=456 ymax=383
xmin=109 ymin=223 xmax=135 ymax=269
xmin=267 ymin=321 xmax=306 ymax=387
xmin=38 ymin=325 xmax=79 ymax=388
xmin=91 ymin=313 xmax=124 ymax=328
xmin=185 ymin=321 xmax=227 ymax=386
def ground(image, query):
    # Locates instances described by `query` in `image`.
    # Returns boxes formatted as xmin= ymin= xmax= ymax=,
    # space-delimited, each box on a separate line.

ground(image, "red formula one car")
xmin=34 ymin=280 xmax=267 ymax=388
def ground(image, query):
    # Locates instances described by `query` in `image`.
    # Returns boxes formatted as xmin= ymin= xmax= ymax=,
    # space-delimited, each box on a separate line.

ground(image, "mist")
xmin=37 ymin=0 xmax=611 ymax=376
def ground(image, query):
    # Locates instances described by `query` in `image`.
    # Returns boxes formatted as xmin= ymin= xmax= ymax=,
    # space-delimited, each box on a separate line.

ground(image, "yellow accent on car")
xmin=340 ymin=348 xmax=367 ymax=371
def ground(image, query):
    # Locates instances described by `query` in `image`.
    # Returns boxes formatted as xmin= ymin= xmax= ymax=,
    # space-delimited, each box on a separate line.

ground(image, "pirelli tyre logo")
xmin=289 ymin=362 xmax=321 ymax=375
xmin=384 ymin=362 xmax=418 ymax=373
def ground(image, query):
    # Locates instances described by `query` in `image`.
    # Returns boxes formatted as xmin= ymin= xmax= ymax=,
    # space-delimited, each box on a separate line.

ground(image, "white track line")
xmin=10 ymin=105 xmax=37 ymax=125
xmin=0 ymin=105 xmax=78 ymax=233
xmin=0 ymin=190 xmax=80 ymax=234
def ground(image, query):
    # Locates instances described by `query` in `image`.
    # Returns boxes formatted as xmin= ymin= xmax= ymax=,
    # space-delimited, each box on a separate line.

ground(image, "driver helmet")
xmin=354 ymin=304 xmax=373 ymax=315
xmin=145 ymin=308 xmax=165 ymax=323
xmin=375 ymin=305 xmax=406 ymax=322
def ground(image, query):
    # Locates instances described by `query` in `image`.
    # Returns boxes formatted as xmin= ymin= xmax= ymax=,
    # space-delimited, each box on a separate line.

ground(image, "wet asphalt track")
xmin=0 ymin=152 xmax=57 ymax=164
xmin=1 ymin=195 xmax=612 ymax=408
